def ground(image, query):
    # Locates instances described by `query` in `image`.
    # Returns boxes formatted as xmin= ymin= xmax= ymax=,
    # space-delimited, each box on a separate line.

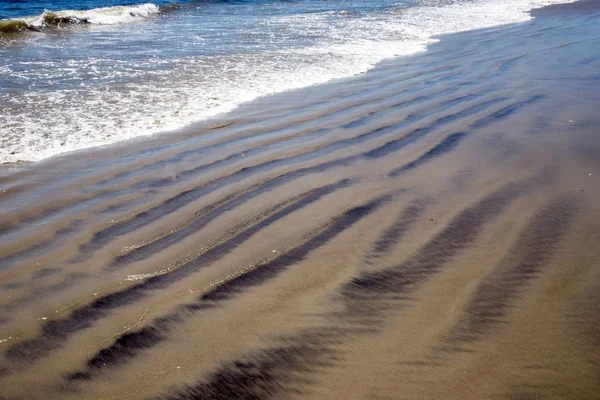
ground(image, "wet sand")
xmin=1 ymin=1 xmax=600 ymax=399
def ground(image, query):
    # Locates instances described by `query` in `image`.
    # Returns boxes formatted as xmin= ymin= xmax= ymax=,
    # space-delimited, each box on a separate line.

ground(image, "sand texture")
xmin=0 ymin=1 xmax=599 ymax=399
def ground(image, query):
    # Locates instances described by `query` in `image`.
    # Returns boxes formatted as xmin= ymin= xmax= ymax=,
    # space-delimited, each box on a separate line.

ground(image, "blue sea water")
xmin=0 ymin=0 xmax=576 ymax=163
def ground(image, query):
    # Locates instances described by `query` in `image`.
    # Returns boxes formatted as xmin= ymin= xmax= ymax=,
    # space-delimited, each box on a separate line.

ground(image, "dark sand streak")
xmin=63 ymin=194 xmax=392 ymax=381
xmin=3 ymin=182 xmax=382 ymax=368
xmin=144 ymin=175 xmax=544 ymax=400
xmin=441 ymin=197 xmax=578 ymax=347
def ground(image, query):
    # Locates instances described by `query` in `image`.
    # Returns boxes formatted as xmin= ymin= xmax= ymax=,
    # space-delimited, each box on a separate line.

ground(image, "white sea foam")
xmin=24 ymin=3 xmax=161 ymax=27
xmin=0 ymin=0 xmax=576 ymax=163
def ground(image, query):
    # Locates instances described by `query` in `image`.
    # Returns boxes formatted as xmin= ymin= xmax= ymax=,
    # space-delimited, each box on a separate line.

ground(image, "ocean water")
xmin=0 ymin=0 xmax=575 ymax=163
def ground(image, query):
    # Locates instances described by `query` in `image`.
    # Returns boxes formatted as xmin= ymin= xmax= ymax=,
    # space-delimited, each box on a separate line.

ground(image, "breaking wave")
xmin=0 ymin=3 xmax=161 ymax=34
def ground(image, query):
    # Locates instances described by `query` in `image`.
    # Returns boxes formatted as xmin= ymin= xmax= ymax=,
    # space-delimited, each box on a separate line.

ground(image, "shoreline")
xmin=0 ymin=0 xmax=580 ymax=166
xmin=1 ymin=1 xmax=599 ymax=399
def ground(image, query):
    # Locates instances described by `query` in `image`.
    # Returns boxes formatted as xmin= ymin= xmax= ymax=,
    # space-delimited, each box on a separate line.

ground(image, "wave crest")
xmin=0 ymin=19 xmax=31 ymax=34
xmin=0 ymin=3 xmax=160 ymax=35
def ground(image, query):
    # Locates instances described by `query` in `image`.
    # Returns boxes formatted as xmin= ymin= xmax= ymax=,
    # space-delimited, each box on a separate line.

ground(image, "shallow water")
xmin=0 ymin=0 xmax=576 ymax=163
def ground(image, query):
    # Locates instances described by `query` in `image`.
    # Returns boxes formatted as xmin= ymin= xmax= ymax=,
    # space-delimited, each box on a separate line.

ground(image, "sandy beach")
xmin=1 ymin=1 xmax=599 ymax=399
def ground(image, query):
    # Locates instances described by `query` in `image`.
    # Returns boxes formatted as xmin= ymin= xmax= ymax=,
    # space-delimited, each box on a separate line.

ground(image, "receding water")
xmin=0 ymin=0 xmax=575 ymax=163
